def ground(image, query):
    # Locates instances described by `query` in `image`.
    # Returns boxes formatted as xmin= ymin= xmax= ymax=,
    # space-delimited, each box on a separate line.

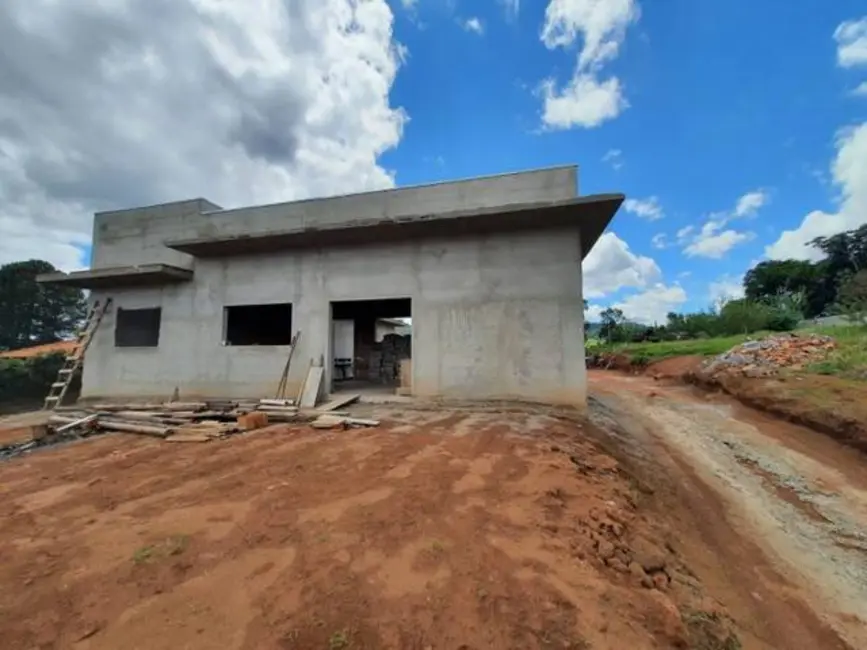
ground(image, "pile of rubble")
xmin=701 ymin=333 xmax=836 ymax=377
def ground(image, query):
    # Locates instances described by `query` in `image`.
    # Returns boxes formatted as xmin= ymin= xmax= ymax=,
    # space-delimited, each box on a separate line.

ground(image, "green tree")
xmin=0 ymin=260 xmax=86 ymax=351
xmin=599 ymin=307 xmax=625 ymax=343
xmin=809 ymin=224 xmax=867 ymax=312
xmin=836 ymin=269 xmax=867 ymax=326
xmin=743 ymin=259 xmax=827 ymax=317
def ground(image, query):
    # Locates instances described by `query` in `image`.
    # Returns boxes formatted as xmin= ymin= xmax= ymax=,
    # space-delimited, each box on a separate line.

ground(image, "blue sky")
xmin=2 ymin=0 xmax=865 ymax=324
xmin=380 ymin=0 xmax=867 ymax=322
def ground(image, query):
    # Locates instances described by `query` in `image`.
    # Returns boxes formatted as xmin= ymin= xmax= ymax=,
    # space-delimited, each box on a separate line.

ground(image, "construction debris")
xmin=299 ymin=365 xmax=325 ymax=408
xmin=310 ymin=414 xmax=380 ymax=430
xmin=44 ymin=397 xmax=308 ymax=441
xmin=701 ymin=333 xmax=837 ymax=377
xmin=316 ymin=394 xmax=360 ymax=412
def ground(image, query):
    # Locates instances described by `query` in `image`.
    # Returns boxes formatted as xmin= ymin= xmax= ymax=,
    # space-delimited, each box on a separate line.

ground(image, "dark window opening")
xmin=224 ymin=303 xmax=293 ymax=346
xmin=115 ymin=308 xmax=161 ymax=347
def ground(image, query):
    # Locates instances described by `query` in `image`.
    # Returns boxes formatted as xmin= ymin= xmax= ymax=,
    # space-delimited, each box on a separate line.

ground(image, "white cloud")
xmin=651 ymin=233 xmax=668 ymax=249
xmin=676 ymin=225 xmax=694 ymax=241
xmin=539 ymin=0 xmax=639 ymax=130
xmin=854 ymin=81 xmax=867 ymax=96
xmin=0 ymin=0 xmax=407 ymax=271
xmin=708 ymin=275 xmax=745 ymax=304
xmin=678 ymin=190 xmax=765 ymax=259
xmin=602 ymin=148 xmax=623 ymax=170
xmin=541 ymin=0 xmax=639 ymax=67
xmin=624 ymin=196 xmax=664 ymax=221
xmin=734 ymin=190 xmax=768 ymax=218
xmin=462 ymin=17 xmax=484 ymax=34
xmin=539 ymin=75 xmax=627 ymax=129
xmin=683 ymin=220 xmax=755 ymax=259
xmin=590 ymin=284 xmax=687 ymax=325
xmin=582 ymin=231 xmax=661 ymax=298
xmin=765 ymin=122 xmax=867 ymax=260
xmin=834 ymin=17 xmax=867 ymax=68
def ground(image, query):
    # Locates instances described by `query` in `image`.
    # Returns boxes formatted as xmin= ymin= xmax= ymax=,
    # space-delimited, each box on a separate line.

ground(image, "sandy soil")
xmin=589 ymin=371 xmax=867 ymax=648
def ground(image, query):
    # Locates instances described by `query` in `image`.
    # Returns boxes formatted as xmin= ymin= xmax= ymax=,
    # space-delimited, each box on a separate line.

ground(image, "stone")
xmin=596 ymin=540 xmax=616 ymax=560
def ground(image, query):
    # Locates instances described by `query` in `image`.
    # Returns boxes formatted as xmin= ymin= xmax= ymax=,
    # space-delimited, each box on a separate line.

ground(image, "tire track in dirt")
xmin=589 ymin=371 xmax=867 ymax=648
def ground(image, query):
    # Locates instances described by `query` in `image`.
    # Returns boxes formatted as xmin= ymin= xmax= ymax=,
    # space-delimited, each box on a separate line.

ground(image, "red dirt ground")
xmin=0 ymin=410 xmax=746 ymax=650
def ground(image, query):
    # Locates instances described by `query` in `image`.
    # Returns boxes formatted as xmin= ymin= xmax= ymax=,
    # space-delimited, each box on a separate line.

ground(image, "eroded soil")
xmin=589 ymin=371 xmax=867 ymax=648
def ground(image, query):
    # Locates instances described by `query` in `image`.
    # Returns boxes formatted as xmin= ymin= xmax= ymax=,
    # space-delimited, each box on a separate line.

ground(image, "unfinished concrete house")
xmin=39 ymin=166 xmax=623 ymax=407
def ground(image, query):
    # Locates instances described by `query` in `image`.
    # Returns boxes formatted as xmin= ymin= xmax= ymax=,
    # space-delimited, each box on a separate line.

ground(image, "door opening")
xmin=329 ymin=298 xmax=412 ymax=395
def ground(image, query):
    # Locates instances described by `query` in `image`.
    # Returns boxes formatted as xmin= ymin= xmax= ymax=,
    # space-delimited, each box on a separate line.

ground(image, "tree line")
xmin=0 ymin=260 xmax=85 ymax=408
xmin=595 ymin=224 xmax=867 ymax=344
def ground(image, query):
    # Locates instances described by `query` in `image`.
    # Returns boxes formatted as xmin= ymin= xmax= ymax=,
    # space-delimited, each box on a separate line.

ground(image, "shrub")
xmin=0 ymin=352 xmax=65 ymax=404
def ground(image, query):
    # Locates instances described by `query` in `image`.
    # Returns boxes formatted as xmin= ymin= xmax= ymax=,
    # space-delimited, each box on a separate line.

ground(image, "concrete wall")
xmin=90 ymin=167 xmax=577 ymax=268
xmin=83 ymin=227 xmax=586 ymax=406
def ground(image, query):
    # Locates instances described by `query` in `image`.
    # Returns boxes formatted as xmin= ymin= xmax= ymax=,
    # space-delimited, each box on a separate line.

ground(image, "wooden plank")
xmin=165 ymin=434 xmax=212 ymax=443
xmin=97 ymin=419 xmax=171 ymax=437
xmin=316 ymin=394 xmax=360 ymax=412
xmin=299 ymin=366 xmax=324 ymax=408
xmin=52 ymin=414 xmax=98 ymax=434
xmin=260 ymin=398 xmax=295 ymax=407
xmin=344 ymin=416 xmax=380 ymax=427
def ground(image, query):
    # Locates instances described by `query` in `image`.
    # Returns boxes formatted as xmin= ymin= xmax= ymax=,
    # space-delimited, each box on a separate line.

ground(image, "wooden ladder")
xmin=43 ymin=298 xmax=113 ymax=410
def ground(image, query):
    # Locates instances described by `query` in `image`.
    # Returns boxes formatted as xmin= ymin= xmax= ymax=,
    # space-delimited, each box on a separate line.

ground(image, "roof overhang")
xmin=165 ymin=193 xmax=624 ymax=260
xmin=37 ymin=263 xmax=193 ymax=289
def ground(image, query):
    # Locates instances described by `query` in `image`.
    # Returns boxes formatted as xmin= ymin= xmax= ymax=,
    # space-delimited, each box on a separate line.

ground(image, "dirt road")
xmin=588 ymin=370 xmax=867 ymax=649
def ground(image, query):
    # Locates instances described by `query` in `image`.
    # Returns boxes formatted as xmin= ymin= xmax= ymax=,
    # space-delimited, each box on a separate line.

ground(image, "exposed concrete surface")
xmin=83 ymin=228 xmax=586 ymax=404
xmin=91 ymin=167 xmax=578 ymax=269
xmin=164 ymin=194 xmax=621 ymax=260
xmin=37 ymin=264 xmax=193 ymax=289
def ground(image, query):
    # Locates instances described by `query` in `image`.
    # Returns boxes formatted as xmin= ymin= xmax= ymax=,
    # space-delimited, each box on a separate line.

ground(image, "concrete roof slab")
xmin=165 ymin=193 xmax=624 ymax=260
xmin=37 ymin=264 xmax=193 ymax=289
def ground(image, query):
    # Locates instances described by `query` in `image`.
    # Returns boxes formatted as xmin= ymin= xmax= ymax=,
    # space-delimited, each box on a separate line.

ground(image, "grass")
xmin=132 ymin=534 xmax=190 ymax=565
xmin=592 ymin=333 xmax=761 ymax=362
xmin=328 ymin=629 xmax=350 ymax=650
xmin=592 ymin=325 xmax=867 ymax=379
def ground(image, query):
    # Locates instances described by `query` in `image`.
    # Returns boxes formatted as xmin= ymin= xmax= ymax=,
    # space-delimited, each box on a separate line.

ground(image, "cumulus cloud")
xmin=462 ymin=17 xmax=484 ymax=34
xmin=834 ymin=17 xmax=867 ymax=68
xmin=677 ymin=190 xmax=766 ymax=259
xmin=0 ymin=0 xmax=408 ymax=270
xmin=765 ymin=122 xmax=867 ymax=260
xmin=766 ymin=19 xmax=867 ymax=260
xmin=683 ymin=220 xmax=755 ymax=259
xmin=854 ymin=81 xmax=867 ymax=96
xmin=624 ymin=196 xmax=664 ymax=221
xmin=539 ymin=0 xmax=639 ymax=129
xmin=588 ymin=284 xmax=687 ymax=325
xmin=734 ymin=190 xmax=768 ymax=217
xmin=582 ymin=232 xmax=661 ymax=298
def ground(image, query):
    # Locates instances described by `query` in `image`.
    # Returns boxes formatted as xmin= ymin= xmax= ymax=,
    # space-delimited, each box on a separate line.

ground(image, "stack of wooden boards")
xmin=45 ymin=394 xmax=379 ymax=443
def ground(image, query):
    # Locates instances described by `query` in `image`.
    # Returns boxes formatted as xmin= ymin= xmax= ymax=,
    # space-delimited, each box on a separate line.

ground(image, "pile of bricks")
xmin=702 ymin=333 xmax=837 ymax=377
xmin=373 ymin=334 xmax=411 ymax=383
